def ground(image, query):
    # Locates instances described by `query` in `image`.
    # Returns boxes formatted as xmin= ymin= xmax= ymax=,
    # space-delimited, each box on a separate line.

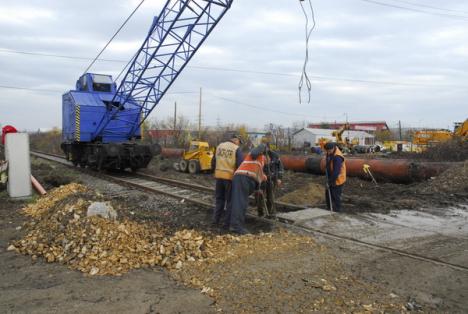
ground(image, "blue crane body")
xmin=62 ymin=73 xmax=142 ymax=144
xmin=61 ymin=0 xmax=233 ymax=170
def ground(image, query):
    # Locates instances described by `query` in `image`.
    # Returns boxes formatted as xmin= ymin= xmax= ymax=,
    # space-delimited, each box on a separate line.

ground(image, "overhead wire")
xmin=82 ymin=0 xmax=146 ymax=75
xmin=210 ymin=95 xmax=343 ymax=119
xmin=0 ymin=84 xmax=197 ymax=95
xmin=356 ymin=0 xmax=468 ymax=20
xmin=298 ymin=0 xmax=316 ymax=104
xmin=388 ymin=0 xmax=468 ymax=15
xmin=1 ymin=48 xmax=468 ymax=88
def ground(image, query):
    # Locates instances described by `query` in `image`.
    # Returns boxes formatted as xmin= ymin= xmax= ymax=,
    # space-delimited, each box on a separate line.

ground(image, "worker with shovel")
xmin=324 ymin=142 xmax=346 ymax=212
xmin=256 ymin=137 xmax=284 ymax=217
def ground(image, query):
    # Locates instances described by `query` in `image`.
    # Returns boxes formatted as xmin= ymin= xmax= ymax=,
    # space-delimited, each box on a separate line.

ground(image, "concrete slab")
xmin=277 ymin=207 xmax=331 ymax=223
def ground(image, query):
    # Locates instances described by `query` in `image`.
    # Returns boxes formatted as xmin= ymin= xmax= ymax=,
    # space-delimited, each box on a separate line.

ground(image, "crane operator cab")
xmin=76 ymin=73 xmax=117 ymax=93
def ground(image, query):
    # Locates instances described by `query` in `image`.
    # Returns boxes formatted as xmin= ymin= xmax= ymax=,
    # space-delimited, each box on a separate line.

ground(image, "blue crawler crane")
xmin=61 ymin=0 xmax=233 ymax=171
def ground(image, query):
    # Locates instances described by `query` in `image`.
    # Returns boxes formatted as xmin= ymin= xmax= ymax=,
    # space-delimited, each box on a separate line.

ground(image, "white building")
xmin=292 ymin=128 xmax=375 ymax=148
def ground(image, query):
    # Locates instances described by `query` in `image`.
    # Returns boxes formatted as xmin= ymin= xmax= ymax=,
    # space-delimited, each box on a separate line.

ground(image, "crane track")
xmin=29 ymin=150 xmax=468 ymax=273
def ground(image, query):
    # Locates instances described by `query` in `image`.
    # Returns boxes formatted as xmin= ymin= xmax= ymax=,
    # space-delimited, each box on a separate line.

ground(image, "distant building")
xmin=247 ymin=131 xmax=268 ymax=146
xmin=148 ymin=129 xmax=178 ymax=139
xmin=292 ymin=128 xmax=375 ymax=148
xmin=308 ymin=121 xmax=389 ymax=134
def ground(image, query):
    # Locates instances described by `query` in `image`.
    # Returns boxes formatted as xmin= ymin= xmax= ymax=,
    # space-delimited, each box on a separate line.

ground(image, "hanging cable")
xmin=298 ymin=0 xmax=316 ymax=104
xmin=83 ymin=0 xmax=146 ymax=75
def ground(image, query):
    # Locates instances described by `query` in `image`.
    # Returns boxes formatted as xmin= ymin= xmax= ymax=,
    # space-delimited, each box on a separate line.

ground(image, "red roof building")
xmin=307 ymin=121 xmax=389 ymax=133
xmin=148 ymin=129 xmax=179 ymax=139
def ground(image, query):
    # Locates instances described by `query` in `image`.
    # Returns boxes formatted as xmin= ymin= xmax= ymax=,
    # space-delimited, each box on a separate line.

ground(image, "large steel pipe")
xmin=161 ymin=148 xmax=184 ymax=158
xmin=161 ymin=147 xmax=456 ymax=183
xmin=281 ymin=156 xmax=457 ymax=183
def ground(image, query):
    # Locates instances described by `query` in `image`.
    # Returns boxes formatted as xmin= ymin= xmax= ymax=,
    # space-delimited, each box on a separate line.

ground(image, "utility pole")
xmin=198 ymin=87 xmax=202 ymax=140
xmin=173 ymin=102 xmax=177 ymax=146
xmin=173 ymin=102 xmax=177 ymax=131
xmin=398 ymin=120 xmax=402 ymax=141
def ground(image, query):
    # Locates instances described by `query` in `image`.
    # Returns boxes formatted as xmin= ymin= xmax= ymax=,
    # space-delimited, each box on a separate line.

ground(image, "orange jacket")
xmin=234 ymin=153 xmax=267 ymax=184
xmin=321 ymin=147 xmax=347 ymax=186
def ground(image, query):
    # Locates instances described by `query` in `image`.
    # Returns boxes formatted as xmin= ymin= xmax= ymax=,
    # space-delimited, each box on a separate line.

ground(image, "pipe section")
xmin=281 ymin=156 xmax=457 ymax=183
xmin=31 ymin=175 xmax=47 ymax=195
xmin=161 ymin=148 xmax=184 ymax=158
xmin=161 ymin=147 xmax=455 ymax=183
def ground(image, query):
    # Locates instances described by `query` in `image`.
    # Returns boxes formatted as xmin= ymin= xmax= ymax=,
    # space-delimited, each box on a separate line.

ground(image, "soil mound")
xmin=421 ymin=161 xmax=468 ymax=195
xmin=278 ymin=183 xmax=324 ymax=206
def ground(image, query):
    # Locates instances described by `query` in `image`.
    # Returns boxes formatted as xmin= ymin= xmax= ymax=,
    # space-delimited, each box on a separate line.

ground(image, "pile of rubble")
xmin=22 ymin=183 xmax=87 ymax=217
xmin=12 ymin=183 xmax=311 ymax=277
xmin=9 ymin=183 xmax=239 ymax=275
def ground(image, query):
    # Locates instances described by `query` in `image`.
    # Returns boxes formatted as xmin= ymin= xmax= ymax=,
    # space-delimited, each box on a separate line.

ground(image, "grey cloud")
xmin=0 ymin=0 xmax=467 ymax=131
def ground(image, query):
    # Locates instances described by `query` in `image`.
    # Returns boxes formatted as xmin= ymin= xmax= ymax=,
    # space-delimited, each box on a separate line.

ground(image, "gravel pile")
xmin=10 ymin=184 xmax=313 ymax=277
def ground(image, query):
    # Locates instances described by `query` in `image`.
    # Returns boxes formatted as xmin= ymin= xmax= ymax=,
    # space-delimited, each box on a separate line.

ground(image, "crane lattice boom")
xmin=95 ymin=0 xmax=233 ymax=139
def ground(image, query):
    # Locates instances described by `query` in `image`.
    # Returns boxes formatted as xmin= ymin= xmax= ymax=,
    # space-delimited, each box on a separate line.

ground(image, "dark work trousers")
xmin=213 ymin=179 xmax=232 ymax=226
xmin=325 ymin=184 xmax=343 ymax=212
xmin=230 ymin=174 xmax=257 ymax=232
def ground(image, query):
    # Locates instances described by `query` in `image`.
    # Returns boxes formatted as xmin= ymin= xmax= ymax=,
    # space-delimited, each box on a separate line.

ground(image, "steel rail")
xmin=29 ymin=150 xmax=468 ymax=273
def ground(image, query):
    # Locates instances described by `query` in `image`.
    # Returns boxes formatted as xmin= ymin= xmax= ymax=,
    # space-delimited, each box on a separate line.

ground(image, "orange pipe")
xmin=31 ymin=175 xmax=47 ymax=195
xmin=161 ymin=148 xmax=184 ymax=158
xmin=280 ymin=155 xmax=457 ymax=183
xmin=161 ymin=147 xmax=455 ymax=183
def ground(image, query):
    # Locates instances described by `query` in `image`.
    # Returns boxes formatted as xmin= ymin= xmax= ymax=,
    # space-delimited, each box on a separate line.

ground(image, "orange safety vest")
xmin=234 ymin=153 xmax=267 ymax=184
xmin=214 ymin=141 xmax=239 ymax=180
xmin=322 ymin=147 xmax=347 ymax=186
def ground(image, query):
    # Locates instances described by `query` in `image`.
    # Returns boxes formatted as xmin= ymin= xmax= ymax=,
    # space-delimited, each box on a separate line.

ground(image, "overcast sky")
xmin=0 ymin=0 xmax=467 ymax=132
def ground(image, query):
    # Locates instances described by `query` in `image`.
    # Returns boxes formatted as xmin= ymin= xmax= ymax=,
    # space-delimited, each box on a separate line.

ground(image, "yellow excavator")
xmin=413 ymin=130 xmax=453 ymax=147
xmin=454 ymin=119 xmax=468 ymax=139
xmin=178 ymin=141 xmax=214 ymax=174
xmin=331 ymin=123 xmax=357 ymax=152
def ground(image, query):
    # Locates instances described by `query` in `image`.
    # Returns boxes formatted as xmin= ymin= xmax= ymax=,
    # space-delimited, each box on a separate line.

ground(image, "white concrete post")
xmin=5 ymin=133 xmax=32 ymax=198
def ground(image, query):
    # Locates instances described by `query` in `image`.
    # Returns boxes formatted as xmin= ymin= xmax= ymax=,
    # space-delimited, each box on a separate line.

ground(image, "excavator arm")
xmin=332 ymin=123 xmax=350 ymax=144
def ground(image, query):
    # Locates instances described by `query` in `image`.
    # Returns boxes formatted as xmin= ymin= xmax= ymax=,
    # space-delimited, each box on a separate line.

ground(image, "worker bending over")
xmin=211 ymin=135 xmax=243 ymax=228
xmin=230 ymin=144 xmax=268 ymax=234
xmin=324 ymin=142 xmax=346 ymax=212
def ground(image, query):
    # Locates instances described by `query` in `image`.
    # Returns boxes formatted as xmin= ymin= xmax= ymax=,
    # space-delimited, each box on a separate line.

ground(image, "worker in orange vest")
xmin=211 ymin=135 xmax=243 ymax=228
xmin=324 ymin=142 xmax=346 ymax=212
xmin=229 ymin=144 xmax=268 ymax=234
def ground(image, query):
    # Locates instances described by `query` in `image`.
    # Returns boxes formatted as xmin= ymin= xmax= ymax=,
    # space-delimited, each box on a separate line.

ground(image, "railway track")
xmin=29 ymin=150 xmax=468 ymax=273
xmin=30 ymin=151 xmax=305 ymax=212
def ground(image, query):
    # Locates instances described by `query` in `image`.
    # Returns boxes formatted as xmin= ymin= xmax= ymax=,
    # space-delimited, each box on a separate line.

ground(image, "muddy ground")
xmin=144 ymin=156 xmax=468 ymax=214
xmin=0 ymin=158 xmax=411 ymax=313
xmin=1 ymin=155 xmax=467 ymax=312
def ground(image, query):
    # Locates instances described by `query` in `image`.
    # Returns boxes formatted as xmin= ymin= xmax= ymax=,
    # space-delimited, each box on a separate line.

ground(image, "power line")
xmin=1 ymin=48 xmax=467 ymax=88
xmin=83 ymin=0 xmax=145 ymax=74
xmin=209 ymin=95 xmax=343 ymax=119
xmin=0 ymin=85 xmax=60 ymax=93
xmin=388 ymin=0 xmax=468 ymax=15
xmin=356 ymin=0 xmax=468 ymax=20
xmin=0 ymin=84 xmax=197 ymax=95
xmin=0 ymin=49 xmax=125 ymax=63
